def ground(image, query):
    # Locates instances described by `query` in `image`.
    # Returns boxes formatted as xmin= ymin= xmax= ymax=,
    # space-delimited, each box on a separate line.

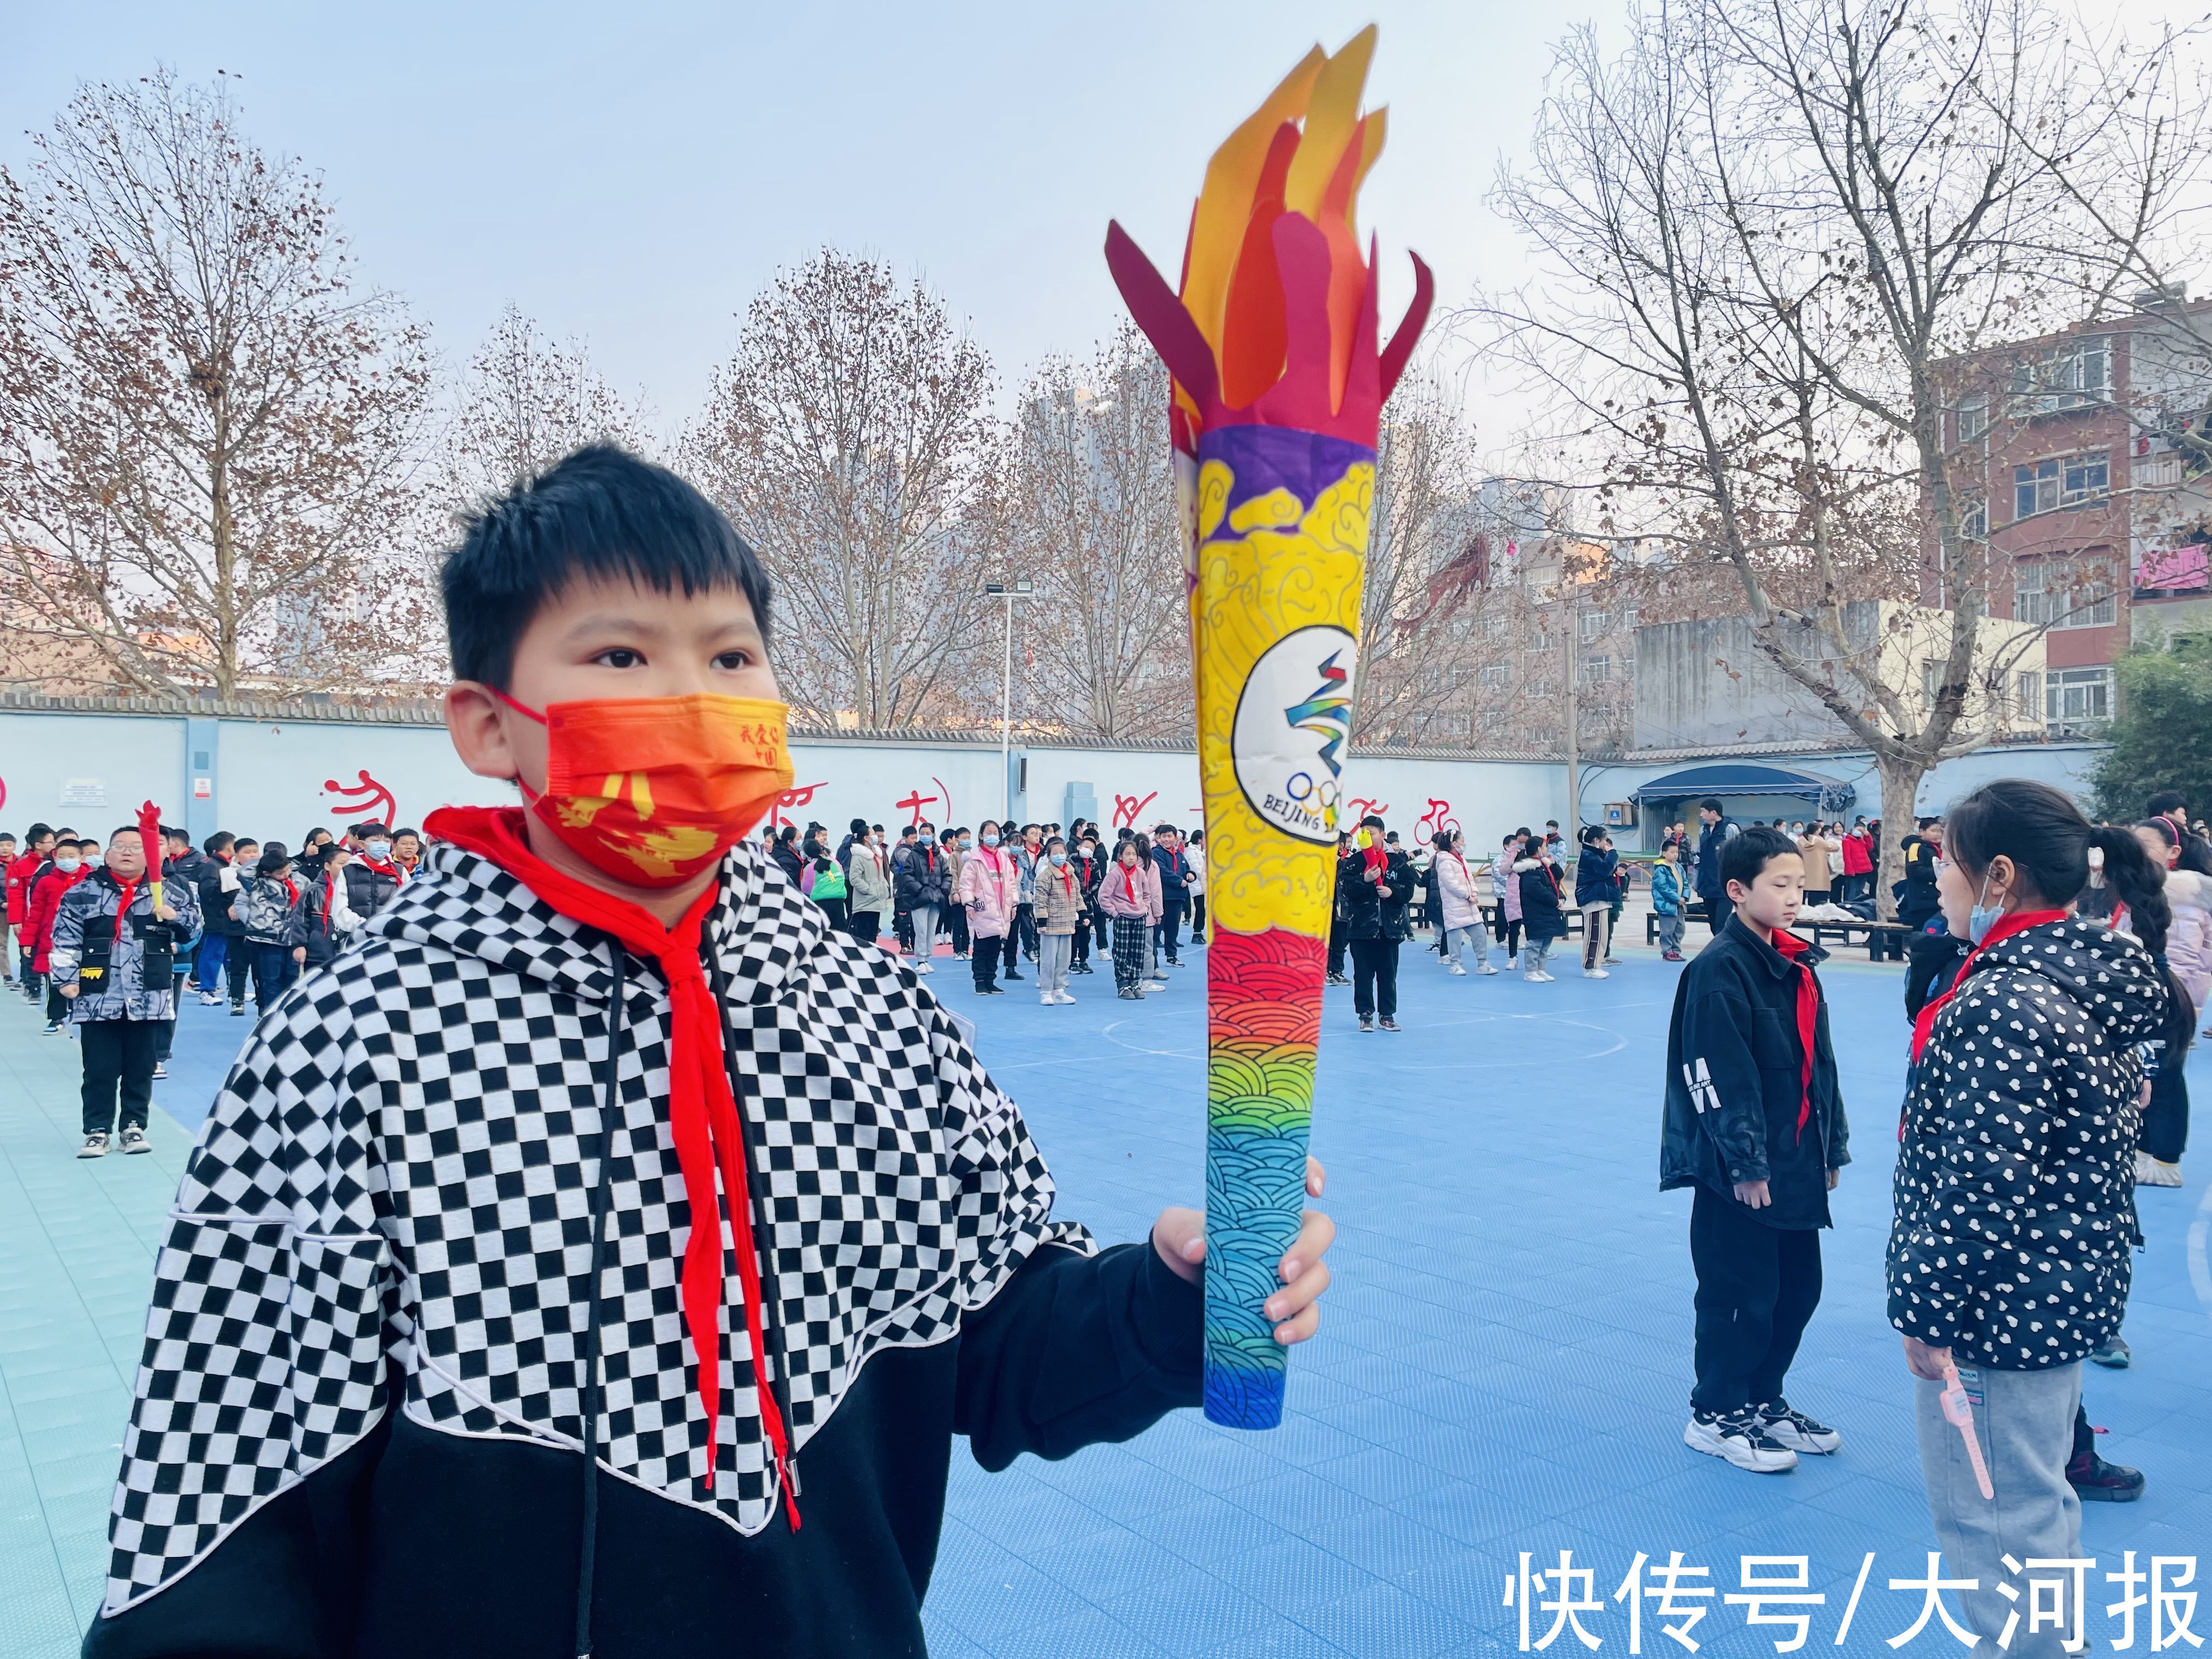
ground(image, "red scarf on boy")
xmin=1766 ymin=927 xmax=1821 ymax=1139
xmin=426 ymin=805 xmax=798 ymax=1525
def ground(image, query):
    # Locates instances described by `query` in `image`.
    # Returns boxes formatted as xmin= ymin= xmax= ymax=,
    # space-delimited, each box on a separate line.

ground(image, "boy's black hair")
xmin=849 ymin=817 xmax=868 ymax=834
xmin=2148 ymin=789 xmax=2188 ymax=817
xmin=1698 ymin=797 xmax=1724 ymax=815
xmin=917 ymin=821 xmax=935 ymax=833
xmin=393 ymin=828 xmax=421 ymax=844
xmin=1359 ymin=814 xmax=1385 ymax=832
xmin=233 ymin=837 xmax=261 ymax=854
xmin=110 ymin=823 xmax=149 ymax=844
xmin=27 ymin=822 xmax=52 ymax=843
xmin=1046 ymin=836 xmax=1066 ymax=850
xmin=354 ymin=822 xmax=391 ymax=839
xmin=1720 ymin=824 xmax=1801 ymax=889
xmin=442 ymin=443 xmax=774 ymax=690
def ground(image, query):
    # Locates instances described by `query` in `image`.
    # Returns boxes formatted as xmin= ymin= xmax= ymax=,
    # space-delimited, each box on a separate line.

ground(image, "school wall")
xmin=0 ymin=706 xmax=1569 ymax=852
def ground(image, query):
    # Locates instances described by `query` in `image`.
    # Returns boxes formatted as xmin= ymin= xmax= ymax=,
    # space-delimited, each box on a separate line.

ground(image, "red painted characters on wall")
xmin=1111 ymin=791 xmax=1159 ymax=831
xmin=768 ymin=781 xmax=827 ymax=830
xmin=1414 ymin=798 xmax=1460 ymax=848
xmin=323 ymin=770 xmax=399 ymax=827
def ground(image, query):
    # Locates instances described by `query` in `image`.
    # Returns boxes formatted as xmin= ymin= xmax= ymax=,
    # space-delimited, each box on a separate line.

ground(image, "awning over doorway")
xmin=1628 ymin=762 xmax=1856 ymax=814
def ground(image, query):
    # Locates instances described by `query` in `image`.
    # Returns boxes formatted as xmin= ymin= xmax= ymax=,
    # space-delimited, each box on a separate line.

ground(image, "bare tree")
xmin=0 ymin=70 xmax=438 ymax=697
xmin=685 ymin=250 xmax=996 ymax=728
xmin=1004 ymin=325 xmax=1187 ymax=741
xmin=442 ymin=303 xmax=654 ymax=509
xmin=1342 ymin=366 xmax=1491 ymax=743
xmin=1487 ymin=0 xmax=2207 ymax=909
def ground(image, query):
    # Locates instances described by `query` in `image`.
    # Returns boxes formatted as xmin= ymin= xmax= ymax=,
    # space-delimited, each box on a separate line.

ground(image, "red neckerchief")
xmin=357 ymin=855 xmax=402 ymax=881
xmin=1121 ymin=862 xmax=1141 ymax=903
xmin=281 ymin=877 xmax=300 ymax=907
xmin=321 ymin=873 xmax=338 ymax=934
xmin=111 ymin=873 xmax=140 ymax=941
xmin=1057 ymin=862 xmax=1077 ymax=898
xmin=1910 ymin=908 xmax=2070 ymax=1064
xmin=426 ymin=805 xmax=799 ymax=1525
xmin=1765 ymin=928 xmax=1821 ymax=1139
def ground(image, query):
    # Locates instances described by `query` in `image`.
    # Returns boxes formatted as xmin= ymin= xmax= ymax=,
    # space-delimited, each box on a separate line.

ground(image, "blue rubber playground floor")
xmin=3 ymin=923 xmax=2209 ymax=1657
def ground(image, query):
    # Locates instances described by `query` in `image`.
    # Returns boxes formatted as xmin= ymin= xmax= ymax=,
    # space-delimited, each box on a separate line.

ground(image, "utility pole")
xmin=1562 ymin=590 xmax=1580 ymax=833
xmin=984 ymin=579 xmax=1035 ymax=820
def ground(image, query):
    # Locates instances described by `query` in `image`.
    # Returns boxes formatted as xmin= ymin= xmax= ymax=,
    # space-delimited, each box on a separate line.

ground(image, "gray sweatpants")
xmin=1657 ymin=913 xmax=1684 ymax=953
xmin=909 ymin=902 xmax=939 ymax=961
xmin=1442 ymin=925 xmax=1491 ymax=969
xmin=1037 ymin=932 xmax=1072 ymax=995
xmin=1913 ymin=1361 xmax=2084 ymax=1657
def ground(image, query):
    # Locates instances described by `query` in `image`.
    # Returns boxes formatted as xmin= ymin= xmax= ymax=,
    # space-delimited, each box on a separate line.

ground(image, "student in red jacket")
xmin=9 ymin=822 xmax=55 ymax=999
xmin=27 ymin=839 xmax=92 ymax=1031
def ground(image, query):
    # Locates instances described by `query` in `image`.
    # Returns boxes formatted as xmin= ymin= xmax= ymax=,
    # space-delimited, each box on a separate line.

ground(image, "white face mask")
xmin=364 ymin=840 xmax=392 ymax=861
xmin=55 ymin=857 xmax=81 ymax=874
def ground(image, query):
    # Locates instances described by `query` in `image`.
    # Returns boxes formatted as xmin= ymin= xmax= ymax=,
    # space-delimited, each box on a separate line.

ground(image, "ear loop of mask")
xmin=487 ymin=686 xmax=550 ymax=803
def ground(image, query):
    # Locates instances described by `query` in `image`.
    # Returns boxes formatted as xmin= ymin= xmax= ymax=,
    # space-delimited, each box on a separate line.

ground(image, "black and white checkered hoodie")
xmin=92 ymin=837 xmax=1200 ymax=1657
xmin=1887 ymin=916 xmax=2162 ymax=1370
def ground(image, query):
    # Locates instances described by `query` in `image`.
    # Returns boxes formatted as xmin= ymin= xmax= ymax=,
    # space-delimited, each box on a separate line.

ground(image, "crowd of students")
xmin=755 ymin=815 xmax=1206 ymax=1003
xmin=2 ymin=820 xmax=425 ymax=1156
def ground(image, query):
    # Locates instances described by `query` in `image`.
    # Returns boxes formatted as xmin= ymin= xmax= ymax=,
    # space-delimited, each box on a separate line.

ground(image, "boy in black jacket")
xmin=1660 ymin=825 xmax=1849 ymax=1473
xmin=83 ymin=445 xmax=1340 ymax=1659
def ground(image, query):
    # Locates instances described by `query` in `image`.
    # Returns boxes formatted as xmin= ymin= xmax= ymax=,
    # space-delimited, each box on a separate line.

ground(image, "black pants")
xmin=948 ymin=905 xmax=970 ymax=956
xmin=1014 ymin=904 xmax=1039 ymax=961
xmin=1494 ymin=913 xmax=1523 ymax=958
xmin=970 ymin=933 xmax=1007 ymax=991
xmin=46 ymin=978 xmax=69 ymax=1023
xmin=1073 ymin=912 xmax=1094 ymax=966
xmin=1191 ymin=894 xmax=1206 ymax=936
xmin=80 ymin=1016 xmax=158 ymax=1135
xmin=1689 ymin=1182 xmax=1822 ymax=1412
xmin=895 ymin=907 xmax=913 ymax=951
xmin=155 ymin=970 xmax=185 ymax=1062
xmin=1328 ymin=919 xmax=1346 ymax=977
xmin=815 ymin=896 xmax=849 ymax=933
xmin=225 ymin=935 xmax=252 ymax=1006
xmin=2143 ymin=1064 xmax=2191 ymax=1163
xmin=846 ymin=909 xmax=879 ymax=947
xmin=252 ymin=943 xmax=299 ymax=1013
xmin=1155 ymin=895 xmax=1186 ymax=964
xmin=1706 ymin=893 xmax=1735 ymax=935
xmin=1348 ymin=937 xmax=1399 ymax=1020
xmin=22 ymin=966 xmax=43 ymax=1003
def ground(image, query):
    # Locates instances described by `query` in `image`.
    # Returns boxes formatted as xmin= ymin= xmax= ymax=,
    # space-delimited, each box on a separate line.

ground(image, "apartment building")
xmin=1936 ymin=295 xmax=2212 ymax=735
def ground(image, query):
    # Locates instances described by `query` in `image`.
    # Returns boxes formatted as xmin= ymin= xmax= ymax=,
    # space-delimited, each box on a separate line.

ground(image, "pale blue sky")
xmin=2 ymin=1 xmax=1572 ymax=431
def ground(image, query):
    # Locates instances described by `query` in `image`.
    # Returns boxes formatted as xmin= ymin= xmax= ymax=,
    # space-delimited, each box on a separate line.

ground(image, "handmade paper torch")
xmin=1105 ymin=26 xmax=1432 ymax=1429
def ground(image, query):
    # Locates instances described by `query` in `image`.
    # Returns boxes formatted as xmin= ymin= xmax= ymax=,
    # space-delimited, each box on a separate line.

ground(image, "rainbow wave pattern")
xmin=1105 ymin=27 xmax=1431 ymax=1428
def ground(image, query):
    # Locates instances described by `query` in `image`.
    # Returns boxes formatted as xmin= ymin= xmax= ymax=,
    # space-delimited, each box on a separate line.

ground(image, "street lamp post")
xmin=984 ymin=579 xmax=1035 ymax=820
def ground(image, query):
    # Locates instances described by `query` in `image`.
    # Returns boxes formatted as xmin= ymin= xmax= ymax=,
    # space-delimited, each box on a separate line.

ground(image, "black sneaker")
xmin=231 ymin=1003 xmax=247 ymax=1016
xmin=151 ymin=1061 xmax=168 ymax=1080
xmin=1379 ymin=1018 xmax=1401 ymax=1032
xmin=1684 ymin=1406 xmax=1797 ymax=1472
xmin=1327 ymin=972 xmax=1351 ymax=986
xmin=2090 ymin=1335 xmax=2131 ymax=1369
xmin=2068 ymin=1450 xmax=2145 ymax=1502
xmin=1118 ymin=986 xmax=1140 ymax=1000
xmin=1002 ymin=969 xmax=1023 ymax=981
xmin=1756 ymin=1398 xmax=1841 ymax=1454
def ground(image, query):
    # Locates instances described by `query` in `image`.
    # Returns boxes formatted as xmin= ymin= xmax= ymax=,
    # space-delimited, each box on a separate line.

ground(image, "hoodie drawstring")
xmin=574 ymin=944 xmax=629 ymax=1659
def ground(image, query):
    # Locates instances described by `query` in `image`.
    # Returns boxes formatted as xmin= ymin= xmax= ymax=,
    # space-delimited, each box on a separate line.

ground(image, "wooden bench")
xmin=1480 ymin=901 xmax=1583 ymax=936
xmin=1801 ymin=918 xmax=1913 ymax=961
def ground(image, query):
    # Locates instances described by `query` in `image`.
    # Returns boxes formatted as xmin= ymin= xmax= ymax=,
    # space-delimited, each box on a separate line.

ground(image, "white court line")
xmin=1378 ymin=1016 xmax=1631 ymax=1070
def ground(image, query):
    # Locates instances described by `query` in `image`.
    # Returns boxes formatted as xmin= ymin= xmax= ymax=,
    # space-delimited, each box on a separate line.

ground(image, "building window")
xmin=1528 ymin=631 xmax=1553 ymax=656
xmin=1480 ymin=662 xmax=1511 ymax=690
xmin=1957 ymin=395 xmax=1990 ymax=443
xmin=1581 ymin=654 xmax=1611 ymax=684
xmin=1618 ymin=607 xmax=1639 ymax=633
xmin=1920 ymin=659 xmax=1944 ymax=708
xmin=2011 ymin=336 xmax=2113 ymax=415
xmin=1578 ymin=609 xmax=1609 ymax=641
xmin=1960 ymin=492 xmax=1987 ymax=539
xmin=2015 ymin=671 xmax=2042 ymax=721
xmin=2045 ymin=665 xmax=2113 ymax=726
xmin=1482 ymin=612 xmax=1509 ymax=639
xmin=2013 ymin=452 xmax=2109 ymax=519
xmin=2015 ymin=558 xmax=2115 ymax=629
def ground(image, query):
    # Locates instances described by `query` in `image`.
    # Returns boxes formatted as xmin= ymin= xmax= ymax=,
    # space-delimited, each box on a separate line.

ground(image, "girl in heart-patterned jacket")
xmin=1887 ymin=780 xmax=2171 ymax=1651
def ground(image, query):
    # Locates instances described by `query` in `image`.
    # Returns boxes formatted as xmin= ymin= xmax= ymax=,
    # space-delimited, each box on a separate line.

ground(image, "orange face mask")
xmin=495 ymin=691 xmax=794 ymax=888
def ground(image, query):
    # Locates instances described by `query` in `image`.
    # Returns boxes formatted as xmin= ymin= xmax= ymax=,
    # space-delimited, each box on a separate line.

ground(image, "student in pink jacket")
xmin=956 ymin=820 xmax=1024 ymax=995
xmin=1097 ymin=838 xmax=1164 ymax=1000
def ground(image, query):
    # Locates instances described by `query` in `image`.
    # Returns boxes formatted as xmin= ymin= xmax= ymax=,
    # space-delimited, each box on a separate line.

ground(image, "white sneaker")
xmin=1041 ymin=991 xmax=1056 ymax=1006
xmin=1583 ymin=968 xmax=1609 ymax=979
xmin=1475 ymin=964 xmax=1499 ymax=975
xmin=1756 ymin=1399 xmax=1841 ymax=1455
xmin=1684 ymin=1407 xmax=1798 ymax=1472
xmin=916 ymin=960 xmax=933 ymax=975
xmin=78 ymin=1132 xmax=110 ymax=1159
xmin=1448 ymin=963 xmax=1467 ymax=976
xmin=1533 ymin=970 xmax=1556 ymax=983
xmin=2135 ymin=1150 xmax=2184 ymax=1187
xmin=1053 ymin=990 xmax=1076 ymax=1005
xmin=199 ymin=990 xmax=221 ymax=1006
xmin=119 ymin=1126 xmax=150 ymax=1155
